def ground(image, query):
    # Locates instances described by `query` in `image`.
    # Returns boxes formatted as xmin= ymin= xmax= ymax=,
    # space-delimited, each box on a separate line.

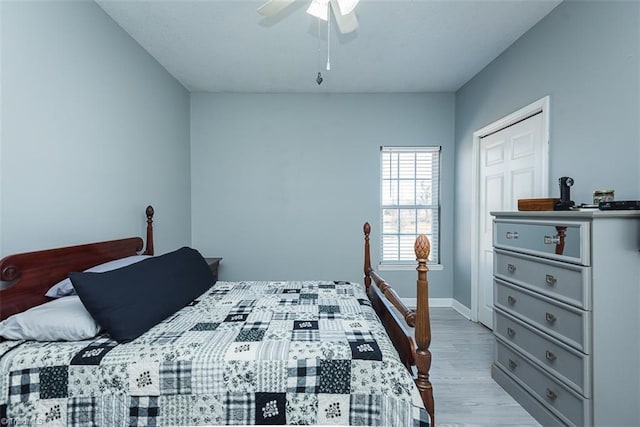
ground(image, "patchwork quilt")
xmin=0 ymin=281 xmax=429 ymax=426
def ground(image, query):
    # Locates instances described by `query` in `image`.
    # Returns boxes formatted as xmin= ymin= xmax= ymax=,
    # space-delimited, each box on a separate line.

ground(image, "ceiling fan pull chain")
xmin=316 ymin=17 xmax=323 ymax=85
xmin=326 ymin=2 xmax=331 ymax=71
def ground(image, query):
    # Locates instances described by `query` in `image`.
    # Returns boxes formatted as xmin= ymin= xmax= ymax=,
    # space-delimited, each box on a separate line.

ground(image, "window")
xmin=380 ymin=146 xmax=440 ymax=266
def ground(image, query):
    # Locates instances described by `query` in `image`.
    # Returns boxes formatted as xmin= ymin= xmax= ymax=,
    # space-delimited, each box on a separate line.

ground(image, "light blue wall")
xmin=191 ymin=93 xmax=455 ymax=298
xmin=453 ymin=1 xmax=640 ymax=308
xmin=9 ymin=0 xmax=635 ymax=312
xmin=1 ymin=0 xmax=191 ymax=256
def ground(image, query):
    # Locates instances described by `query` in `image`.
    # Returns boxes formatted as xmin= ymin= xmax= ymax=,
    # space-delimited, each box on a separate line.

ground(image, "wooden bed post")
xmin=414 ymin=234 xmax=435 ymax=426
xmin=363 ymin=222 xmax=372 ymax=290
xmin=144 ymin=205 xmax=155 ymax=256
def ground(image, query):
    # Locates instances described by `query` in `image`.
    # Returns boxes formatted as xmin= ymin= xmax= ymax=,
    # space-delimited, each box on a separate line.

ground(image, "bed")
xmin=0 ymin=206 xmax=435 ymax=426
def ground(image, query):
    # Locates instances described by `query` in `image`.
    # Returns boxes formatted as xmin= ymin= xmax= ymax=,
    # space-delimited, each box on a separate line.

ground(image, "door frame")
xmin=469 ymin=96 xmax=550 ymax=323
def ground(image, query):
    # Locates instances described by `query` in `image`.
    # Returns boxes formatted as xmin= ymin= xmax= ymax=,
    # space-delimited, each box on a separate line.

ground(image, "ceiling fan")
xmin=257 ymin=0 xmax=360 ymax=34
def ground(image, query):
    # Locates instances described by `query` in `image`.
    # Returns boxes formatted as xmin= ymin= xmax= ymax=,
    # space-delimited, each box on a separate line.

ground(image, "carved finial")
xmin=364 ymin=222 xmax=371 ymax=236
xmin=415 ymin=234 xmax=431 ymax=261
xmin=144 ymin=205 xmax=155 ymax=256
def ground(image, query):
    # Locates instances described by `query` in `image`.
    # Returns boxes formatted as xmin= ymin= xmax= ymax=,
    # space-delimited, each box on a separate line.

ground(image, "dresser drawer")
xmin=493 ymin=219 xmax=590 ymax=265
xmin=494 ymin=279 xmax=590 ymax=353
xmin=494 ymin=308 xmax=591 ymax=397
xmin=494 ymin=249 xmax=591 ymax=309
xmin=495 ymin=339 xmax=591 ymax=427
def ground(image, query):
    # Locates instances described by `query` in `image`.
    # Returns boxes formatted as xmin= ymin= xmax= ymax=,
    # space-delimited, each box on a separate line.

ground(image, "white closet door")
xmin=478 ymin=112 xmax=545 ymax=329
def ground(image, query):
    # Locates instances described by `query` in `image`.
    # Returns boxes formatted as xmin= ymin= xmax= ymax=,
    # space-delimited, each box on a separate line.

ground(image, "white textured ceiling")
xmin=95 ymin=0 xmax=562 ymax=93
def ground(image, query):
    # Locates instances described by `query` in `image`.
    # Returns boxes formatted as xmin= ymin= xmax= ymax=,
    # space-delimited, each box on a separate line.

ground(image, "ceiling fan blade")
xmin=335 ymin=0 xmax=359 ymax=16
xmin=257 ymin=0 xmax=296 ymax=17
xmin=307 ymin=0 xmax=329 ymax=21
xmin=330 ymin=0 xmax=358 ymax=33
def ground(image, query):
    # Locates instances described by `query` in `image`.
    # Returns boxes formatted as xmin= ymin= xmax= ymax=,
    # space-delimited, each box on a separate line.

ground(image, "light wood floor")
xmin=426 ymin=308 xmax=541 ymax=427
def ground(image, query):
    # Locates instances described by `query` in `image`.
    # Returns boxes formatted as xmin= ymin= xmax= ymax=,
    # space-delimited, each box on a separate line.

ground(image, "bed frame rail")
xmin=363 ymin=222 xmax=435 ymax=426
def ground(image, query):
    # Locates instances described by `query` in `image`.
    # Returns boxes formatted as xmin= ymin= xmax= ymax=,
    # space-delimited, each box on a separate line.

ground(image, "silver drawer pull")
xmin=545 ymin=274 xmax=557 ymax=286
xmin=545 ymin=312 xmax=557 ymax=324
xmin=508 ymin=359 xmax=518 ymax=370
xmin=545 ymin=350 xmax=557 ymax=362
xmin=507 ymin=327 xmax=516 ymax=338
xmin=546 ymin=388 xmax=558 ymax=401
xmin=507 ymin=296 xmax=517 ymax=305
xmin=544 ymin=235 xmax=560 ymax=245
xmin=507 ymin=264 xmax=517 ymax=273
xmin=506 ymin=231 xmax=519 ymax=239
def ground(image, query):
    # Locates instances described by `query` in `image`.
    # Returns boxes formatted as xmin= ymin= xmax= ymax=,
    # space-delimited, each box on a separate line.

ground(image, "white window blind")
xmin=380 ymin=146 xmax=440 ymax=265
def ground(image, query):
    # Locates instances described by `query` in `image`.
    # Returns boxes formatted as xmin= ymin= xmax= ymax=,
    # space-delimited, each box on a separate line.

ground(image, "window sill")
xmin=378 ymin=263 xmax=443 ymax=271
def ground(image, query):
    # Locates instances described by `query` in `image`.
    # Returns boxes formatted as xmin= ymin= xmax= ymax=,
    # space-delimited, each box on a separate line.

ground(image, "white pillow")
xmin=0 ymin=296 xmax=102 ymax=341
xmin=45 ymin=255 xmax=152 ymax=298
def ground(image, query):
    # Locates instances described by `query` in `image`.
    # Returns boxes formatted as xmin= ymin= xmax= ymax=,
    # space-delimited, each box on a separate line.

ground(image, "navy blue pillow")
xmin=70 ymin=247 xmax=214 ymax=343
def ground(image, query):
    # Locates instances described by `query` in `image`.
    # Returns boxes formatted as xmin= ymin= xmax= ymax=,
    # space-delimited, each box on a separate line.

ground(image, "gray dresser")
xmin=490 ymin=210 xmax=640 ymax=427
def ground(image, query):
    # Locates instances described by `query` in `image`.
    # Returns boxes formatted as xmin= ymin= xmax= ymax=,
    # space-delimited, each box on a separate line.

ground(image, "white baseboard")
xmin=451 ymin=299 xmax=472 ymax=320
xmin=401 ymin=297 xmax=472 ymax=320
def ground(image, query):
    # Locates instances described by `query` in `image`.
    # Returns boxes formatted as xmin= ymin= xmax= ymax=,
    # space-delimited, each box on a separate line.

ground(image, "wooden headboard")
xmin=0 ymin=206 xmax=155 ymax=321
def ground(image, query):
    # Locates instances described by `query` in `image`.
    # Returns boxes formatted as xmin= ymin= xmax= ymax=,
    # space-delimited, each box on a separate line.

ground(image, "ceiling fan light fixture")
xmin=306 ymin=0 xmax=329 ymax=21
xmin=258 ymin=0 xmax=359 ymax=34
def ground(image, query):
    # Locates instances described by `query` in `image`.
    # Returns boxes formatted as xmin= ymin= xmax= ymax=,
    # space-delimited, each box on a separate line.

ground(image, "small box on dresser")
xmin=491 ymin=210 xmax=640 ymax=427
